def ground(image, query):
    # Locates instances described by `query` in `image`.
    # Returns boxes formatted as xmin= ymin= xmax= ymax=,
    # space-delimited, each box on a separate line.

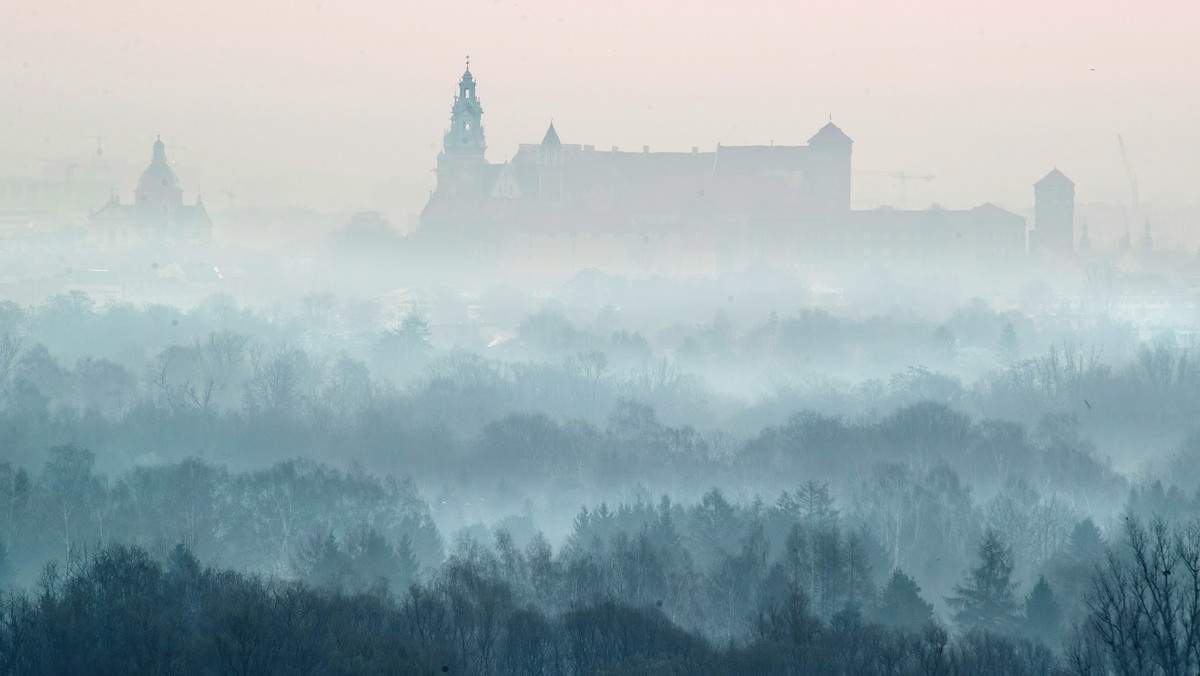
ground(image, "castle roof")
xmin=1036 ymin=168 xmax=1073 ymax=187
xmin=843 ymin=203 xmax=1025 ymax=230
xmin=541 ymin=122 xmax=561 ymax=148
xmin=89 ymin=201 xmax=137 ymax=221
xmin=807 ymin=122 xmax=853 ymax=145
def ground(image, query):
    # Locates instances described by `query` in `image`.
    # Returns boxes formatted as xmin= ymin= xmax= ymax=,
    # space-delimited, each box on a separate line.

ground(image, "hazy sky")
xmin=2 ymin=0 xmax=1197 ymax=222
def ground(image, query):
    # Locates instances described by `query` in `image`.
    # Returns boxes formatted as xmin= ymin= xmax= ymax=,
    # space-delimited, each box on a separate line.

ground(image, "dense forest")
xmin=0 ymin=292 xmax=1198 ymax=674
xmin=2 ymin=495 xmax=1197 ymax=674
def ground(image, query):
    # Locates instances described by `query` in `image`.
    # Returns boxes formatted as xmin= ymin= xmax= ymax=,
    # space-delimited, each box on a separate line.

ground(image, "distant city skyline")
xmin=2 ymin=0 xmax=1197 ymax=220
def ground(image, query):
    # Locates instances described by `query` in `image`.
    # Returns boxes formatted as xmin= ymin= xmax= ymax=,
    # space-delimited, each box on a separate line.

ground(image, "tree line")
xmin=2 ymin=514 xmax=1196 ymax=675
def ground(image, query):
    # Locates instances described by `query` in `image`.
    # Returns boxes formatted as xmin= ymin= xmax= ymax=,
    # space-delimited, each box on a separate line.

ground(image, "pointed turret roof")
xmin=541 ymin=122 xmax=561 ymax=148
xmin=808 ymin=121 xmax=852 ymax=145
xmin=1036 ymin=168 xmax=1073 ymax=187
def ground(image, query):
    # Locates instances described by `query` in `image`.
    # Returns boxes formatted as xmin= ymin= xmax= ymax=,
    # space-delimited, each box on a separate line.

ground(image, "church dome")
xmin=135 ymin=137 xmax=181 ymax=196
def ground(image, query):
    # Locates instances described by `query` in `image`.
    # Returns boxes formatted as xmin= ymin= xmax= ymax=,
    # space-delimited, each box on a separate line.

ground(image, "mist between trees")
xmin=0 ymin=287 xmax=1199 ymax=673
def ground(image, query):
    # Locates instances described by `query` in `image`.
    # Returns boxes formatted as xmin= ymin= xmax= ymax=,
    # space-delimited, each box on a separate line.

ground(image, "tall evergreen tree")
xmin=1067 ymin=518 xmax=1105 ymax=561
xmin=842 ymin=531 xmax=875 ymax=612
xmin=877 ymin=569 xmax=933 ymax=628
xmin=1022 ymin=574 xmax=1061 ymax=644
xmin=947 ymin=529 xmax=1020 ymax=633
xmin=796 ymin=481 xmax=838 ymax=531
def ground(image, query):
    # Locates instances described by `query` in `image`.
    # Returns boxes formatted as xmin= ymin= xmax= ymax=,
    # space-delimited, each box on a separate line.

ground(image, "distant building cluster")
xmin=419 ymin=61 xmax=1069 ymax=275
xmin=0 ymin=58 xmax=1176 ymax=282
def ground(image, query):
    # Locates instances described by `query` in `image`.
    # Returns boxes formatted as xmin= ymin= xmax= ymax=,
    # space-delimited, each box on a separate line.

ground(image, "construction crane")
xmin=856 ymin=170 xmax=935 ymax=209
xmin=1117 ymin=135 xmax=1139 ymax=208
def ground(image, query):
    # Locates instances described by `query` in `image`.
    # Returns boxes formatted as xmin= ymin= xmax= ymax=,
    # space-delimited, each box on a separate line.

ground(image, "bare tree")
xmin=0 ymin=333 xmax=22 ymax=389
xmin=1083 ymin=516 xmax=1200 ymax=676
xmin=198 ymin=330 xmax=249 ymax=393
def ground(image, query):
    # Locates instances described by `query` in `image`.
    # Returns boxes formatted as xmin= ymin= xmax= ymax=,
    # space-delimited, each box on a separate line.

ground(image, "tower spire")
xmin=437 ymin=58 xmax=487 ymax=185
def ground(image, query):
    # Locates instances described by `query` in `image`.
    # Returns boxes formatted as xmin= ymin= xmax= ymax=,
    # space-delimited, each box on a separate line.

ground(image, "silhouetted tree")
xmin=877 ymin=569 xmax=933 ymax=628
xmin=1081 ymin=517 xmax=1200 ymax=676
xmin=1023 ymin=575 xmax=1061 ymax=645
xmin=948 ymin=529 xmax=1020 ymax=634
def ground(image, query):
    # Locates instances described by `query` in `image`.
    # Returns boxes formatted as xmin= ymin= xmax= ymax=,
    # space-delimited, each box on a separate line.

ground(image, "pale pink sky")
xmin=2 ymin=0 xmax=1197 ymax=220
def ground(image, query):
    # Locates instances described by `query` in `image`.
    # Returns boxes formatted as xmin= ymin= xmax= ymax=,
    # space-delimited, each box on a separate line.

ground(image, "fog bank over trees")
xmin=5 ymin=0 xmax=1198 ymax=670
xmin=0 ymin=242 xmax=1196 ymax=676
xmin=0 ymin=273 xmax=1197 ymax=671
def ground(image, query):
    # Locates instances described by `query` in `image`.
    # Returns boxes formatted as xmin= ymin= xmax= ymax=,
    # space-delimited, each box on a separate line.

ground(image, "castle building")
xmin=419 ymin=62 xmax=1027 ymax=275
xmin=1030 ymin=168 xmax=1075 ymax=256
xmin=87 ymin=137 xmax=212 ymax=247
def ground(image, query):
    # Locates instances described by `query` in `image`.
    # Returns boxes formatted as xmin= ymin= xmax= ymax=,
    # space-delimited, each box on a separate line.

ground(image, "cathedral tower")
xmin=436 ymin=58 xmax=487 ymax=190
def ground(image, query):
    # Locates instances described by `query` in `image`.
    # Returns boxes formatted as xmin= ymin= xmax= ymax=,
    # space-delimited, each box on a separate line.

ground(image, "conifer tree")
xmin=1022 ymin=574 xmax=1061 ymax=644
xmin=878 ymin=569 xmax=933 ymax=628
xmin=947 ymin=529 xmax=1020 ymax=633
